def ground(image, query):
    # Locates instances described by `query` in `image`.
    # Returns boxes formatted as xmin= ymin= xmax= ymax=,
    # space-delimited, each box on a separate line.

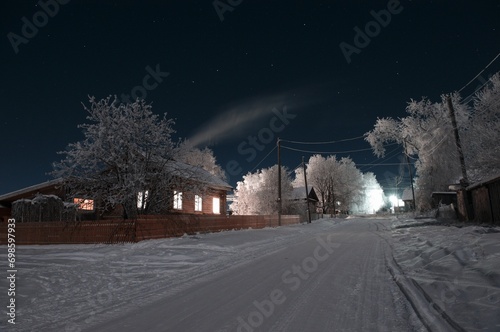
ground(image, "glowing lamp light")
xmin=367 ymin=189 xmax=384 ymax=214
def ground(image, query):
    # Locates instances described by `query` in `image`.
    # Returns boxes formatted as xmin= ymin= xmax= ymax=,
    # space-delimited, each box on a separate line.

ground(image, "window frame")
xmin=173 ymin=190 xmax=183 ymax=210
xmin=73 ymin=198 xmax=94 ymax=211
xmin=194 ymin=194 xmax=203 ymax=212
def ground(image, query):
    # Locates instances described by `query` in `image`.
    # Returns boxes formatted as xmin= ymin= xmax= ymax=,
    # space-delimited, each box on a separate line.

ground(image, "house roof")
xmin=466 ymin=173 xmax=500 ymax=191
xmin=291 ymin=186 xmax=319 ymax=202
xmin=0 ymin=178 xmax=63 ymax=203
xmin=0 ymin=162 xmax=231 ymax=205
xmin=168 ymin=161 xmax=232 ymax=190
xmin=402 ymin=188 xmax=414 ymax=201
xmin=431 ymin=192 xmax=457 ymax=196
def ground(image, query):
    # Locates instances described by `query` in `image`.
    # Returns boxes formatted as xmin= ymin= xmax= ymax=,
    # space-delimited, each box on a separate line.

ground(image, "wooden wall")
xmin=456 ymin=175 xmax=500 ymax=224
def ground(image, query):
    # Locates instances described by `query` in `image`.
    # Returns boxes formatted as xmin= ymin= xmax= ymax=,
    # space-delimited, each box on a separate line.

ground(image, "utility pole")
xmin=446 ymin=95 xmax=469 ymax=186
xmin=404 ymin=140 xmax=416 ymax=211
xmin=302 ymin=156 xmax=311 ymax=223
xmin=446 ymin=95 xmax=472 ymax=221
xmin=277 ymin=138 xmax=282 ymax=226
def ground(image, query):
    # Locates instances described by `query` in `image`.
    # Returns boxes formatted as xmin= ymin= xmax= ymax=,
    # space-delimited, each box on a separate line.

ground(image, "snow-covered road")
xmin=89 ymin=218 xmax=421 ymax=332
xmin=2 ymin=217 xmax=499 ymax=331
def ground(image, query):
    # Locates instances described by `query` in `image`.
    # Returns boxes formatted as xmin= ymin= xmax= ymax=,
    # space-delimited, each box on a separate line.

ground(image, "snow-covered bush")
xmin=12 ymin=194 xmax=76 ymax=222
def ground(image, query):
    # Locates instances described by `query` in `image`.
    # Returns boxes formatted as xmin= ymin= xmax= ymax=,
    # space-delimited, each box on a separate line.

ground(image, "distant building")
xmin=289 ymin=186 xmax=319 ymax=221
xmin=402 ymin=187 xmax=415 ymax=211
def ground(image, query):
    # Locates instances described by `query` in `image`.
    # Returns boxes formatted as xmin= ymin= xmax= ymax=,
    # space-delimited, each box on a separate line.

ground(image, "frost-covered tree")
xmin=231 ymin=165 xmax=293 ymax=215
xmin=52 ymin=96 xmax=179 ymax=219
xmin=336 ymin=157 xmax=364 ymax=210
xmin=464 ymin=73 xmax=500 ymax=179
xmin=365 ymin=94 xmax=467 ymax=210
xmin=306 ymin=155 xmax=363 ymax=213
xmin=355 ymin=172 xmax=385 ymax=214
xmin=292 ymin=166 xmax=305 ymax=188
xmin=177 ymin=142 xmax=226 ymax=181
xmin=366 ymin=72 xmax=500 ymax=211
xmin=306 ymin=155 xmax=337 ymax=213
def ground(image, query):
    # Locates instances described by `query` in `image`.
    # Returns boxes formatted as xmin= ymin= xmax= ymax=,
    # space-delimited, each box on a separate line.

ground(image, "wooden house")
xmin=0 ymin=162 xmax=232 ymax=222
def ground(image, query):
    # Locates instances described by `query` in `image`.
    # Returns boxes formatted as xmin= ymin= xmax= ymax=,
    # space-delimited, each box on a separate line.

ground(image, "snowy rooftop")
xmin=0 ymin=178 xmax=62 ymax=203
xmin=291 ymin=186 xmax=318 ymax=201
xmin=467 ymin=173 xmax=500 ymax=190
xmin=402 ymin=188 xmax=414 ymax=201
xmin=168 ymin=160 xmax=232 ymax=190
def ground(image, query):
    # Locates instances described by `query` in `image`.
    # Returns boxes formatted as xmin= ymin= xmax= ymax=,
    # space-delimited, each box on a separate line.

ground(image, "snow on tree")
xmin=177 ymin=142 xmax=227 ymax=181
xmin=335 ymin=157 xmax=364 ymax=211
xmin=306 ymin=155 xmax=336 ymax=213
xmin=52 ymin=96 xmax=180 ymax=219
xmin=354 ymin=172 xmax=385 ymax=214
xmin=464 ymin=73 xmax=500 ymax=179
xmin=305 ymin=155 xmax=364 ymax=213
xmin=365 ymin=94 xmax=467 ymax=210
xmin=366 ymin=72 xmax=500 ymax=211
xmin=292 ymin=166 xmax=305 ymax=188
xmin=231 ymin=165 xmax=293 ymax=215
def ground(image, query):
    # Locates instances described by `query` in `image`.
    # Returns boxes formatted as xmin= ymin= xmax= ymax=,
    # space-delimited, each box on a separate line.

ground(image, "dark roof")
xmin=0 ymin=179 xmax=63 ymax=204
xmin=291 ymin=186 xmax=319 ymax=202
xmin=467 ymin=173 xmax=500 ymax=191
xmin=0 ymin=162 xmax=231 ymax=205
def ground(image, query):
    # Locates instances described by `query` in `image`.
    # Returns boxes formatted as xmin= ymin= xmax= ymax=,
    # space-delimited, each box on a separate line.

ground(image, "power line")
xmin=457 ymin=51 xmax=500 ymax=93
xmin=291 ymin=162 xmax=304 ymax=172
xmin=358 ymin=146 xmax=403 ymax=172
xmin=280 ymin=144 xmax=394 ymax=155
xmin=280 ymin=134 xmax=366 ymax=145
xmin=249 ymin=145 xmax=277 ymax=173
xmin=355 ymin=162 xmax=414 ymax=166
xmin=461 ymin=78 xmax=493 ymax=104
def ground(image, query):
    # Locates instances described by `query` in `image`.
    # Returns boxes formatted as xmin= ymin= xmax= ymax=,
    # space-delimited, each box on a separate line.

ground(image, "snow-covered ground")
xmin=390 ymin=217 xmax=500 ymax=331
xmin=1 ymin=217 xmax=499 ymax=331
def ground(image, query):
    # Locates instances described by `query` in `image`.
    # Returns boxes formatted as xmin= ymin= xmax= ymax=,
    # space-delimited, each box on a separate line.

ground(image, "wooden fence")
xmin=0 ymin=214 xmax=300 ymax=245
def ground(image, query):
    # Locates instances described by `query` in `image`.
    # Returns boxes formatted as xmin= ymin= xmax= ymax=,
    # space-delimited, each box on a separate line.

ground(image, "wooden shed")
xmin=466 ymin=174 xmax=500 ymax=224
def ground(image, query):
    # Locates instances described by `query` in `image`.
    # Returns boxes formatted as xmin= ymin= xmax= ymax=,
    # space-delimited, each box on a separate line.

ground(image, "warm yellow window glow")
xmin=73 ymin=198 xmax=94 ymax=211
xmin=212 ymin=197 xmax=220 ymax=214
xmin=173 ymin=191 xmax=183 ymax=210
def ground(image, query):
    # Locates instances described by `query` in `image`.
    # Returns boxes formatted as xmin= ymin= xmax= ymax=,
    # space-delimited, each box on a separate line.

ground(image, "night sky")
xmin=2 ymin=0 xmax=499 ymax=195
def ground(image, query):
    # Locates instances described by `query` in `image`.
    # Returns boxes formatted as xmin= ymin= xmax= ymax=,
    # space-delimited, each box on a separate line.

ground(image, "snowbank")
xmin=391 ymin=219 xmax=500 ymax=331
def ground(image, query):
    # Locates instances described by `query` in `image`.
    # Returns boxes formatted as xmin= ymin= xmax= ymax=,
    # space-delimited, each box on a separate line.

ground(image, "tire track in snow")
xmin=370 ymin=219 xmax=465 ymax=332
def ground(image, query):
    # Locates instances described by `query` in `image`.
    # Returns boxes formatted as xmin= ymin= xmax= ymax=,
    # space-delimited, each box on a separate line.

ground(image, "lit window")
xmin=212 ymin=197 xmax=220 ymax=214
xmin=73 ymin=198 xmax=94 ymax=211
xmin=137 ymin=190 xmax=149 ymax=209
xmin=195 ymin=195 xmax=202 ymax=212
xmin=173 ymin=191 xmax=183 ymax=210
